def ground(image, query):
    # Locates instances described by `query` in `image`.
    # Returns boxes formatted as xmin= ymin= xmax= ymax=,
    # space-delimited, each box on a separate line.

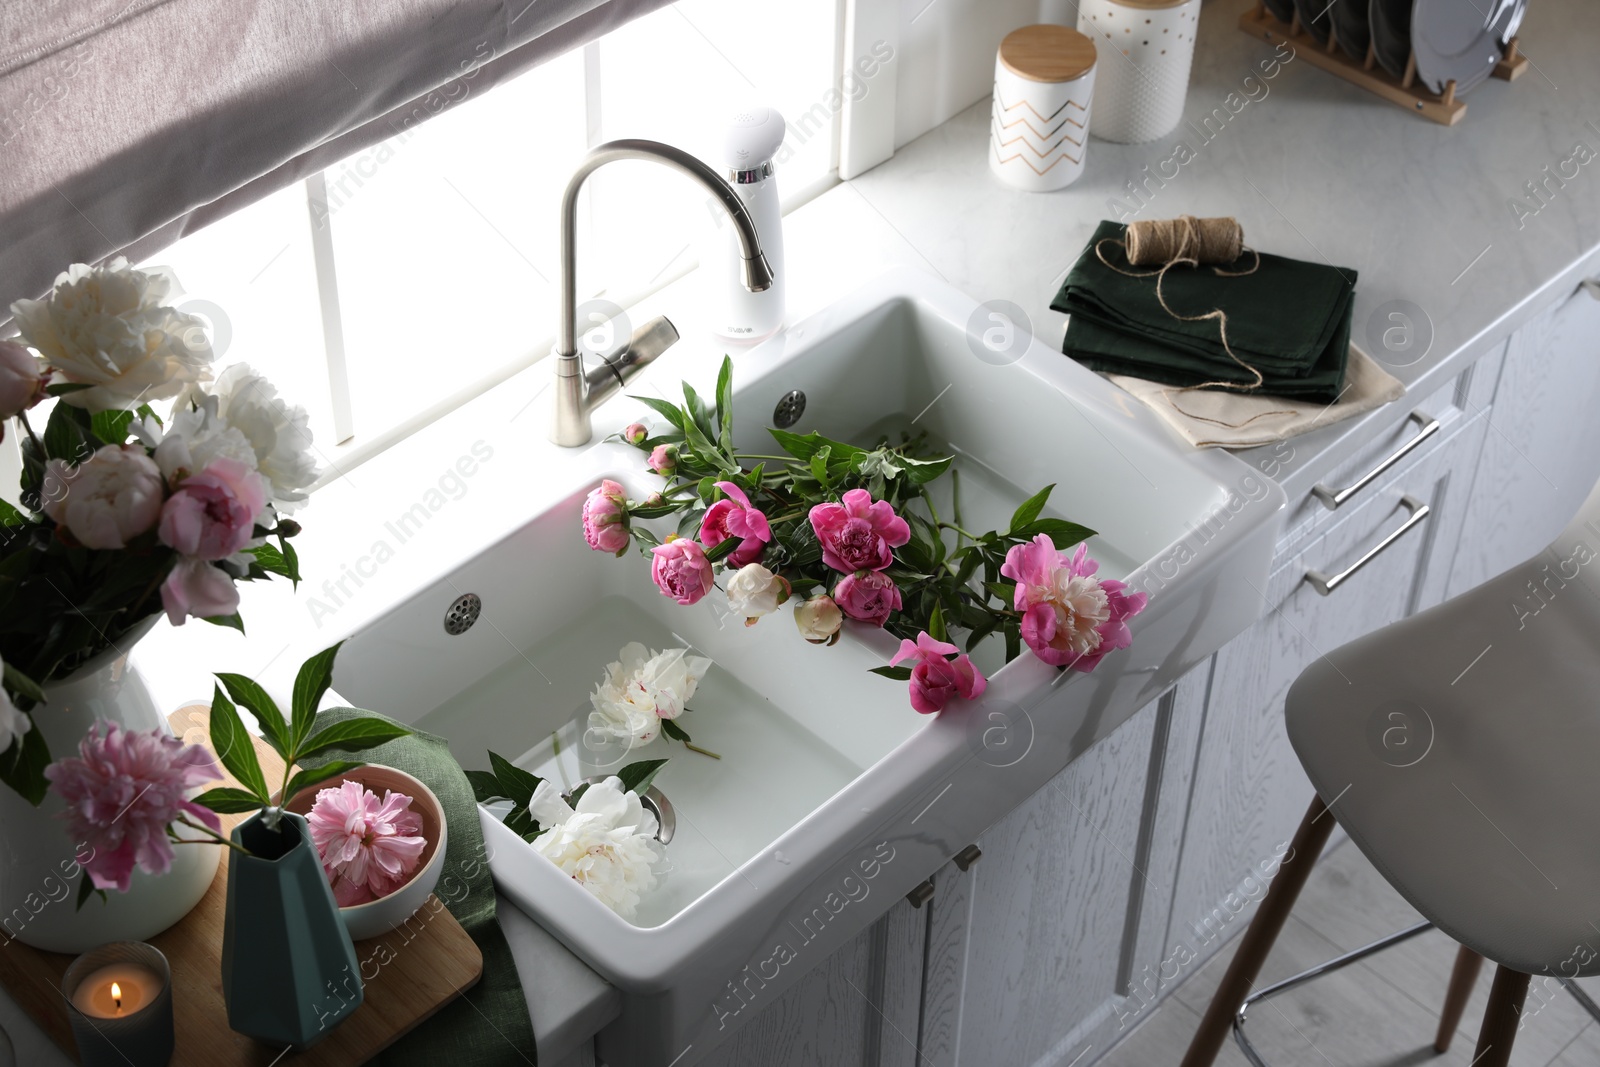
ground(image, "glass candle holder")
xmin=61 ymin=942 xmax=174 ymax=1067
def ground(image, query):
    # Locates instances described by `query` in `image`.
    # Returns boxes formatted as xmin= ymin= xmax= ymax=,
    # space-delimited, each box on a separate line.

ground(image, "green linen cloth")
xmin=300 ymin=708 xmax=538 ymax=1067
xmin=1051 ymin=220 xmax=1358 ymax=403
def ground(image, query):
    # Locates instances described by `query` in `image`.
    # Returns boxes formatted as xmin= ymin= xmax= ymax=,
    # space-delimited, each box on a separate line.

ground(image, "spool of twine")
xmin=1125 ymin=215 xmax=1244 ymax=267
xmin=1095 ymin=215 xmax=1295 ymax=422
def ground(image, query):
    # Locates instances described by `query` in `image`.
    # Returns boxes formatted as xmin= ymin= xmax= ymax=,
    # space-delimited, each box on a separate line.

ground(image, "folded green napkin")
xmin=1052 ymin=220 xmax=1358 ymax=403
xmin=301 ymin=708 xmax=538 ymax=1067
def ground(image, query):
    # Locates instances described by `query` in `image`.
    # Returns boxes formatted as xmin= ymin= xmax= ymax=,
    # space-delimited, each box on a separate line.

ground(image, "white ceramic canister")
xmin=989 ymin=25 xmax=1098 ymax=192
xmin=1077 ymin=0 xmax=1199 ymax=144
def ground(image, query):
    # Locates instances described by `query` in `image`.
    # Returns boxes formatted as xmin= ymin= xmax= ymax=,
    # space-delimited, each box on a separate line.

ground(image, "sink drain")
xmin=443 ymin=593 xmax=481 ymax=635
xmin=772 ymin=389 xmax=806 ymax=428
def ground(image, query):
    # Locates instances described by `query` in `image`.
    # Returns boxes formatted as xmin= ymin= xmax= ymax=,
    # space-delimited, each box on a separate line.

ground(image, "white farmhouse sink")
xmin=332 ymin=269 xmax=1285 ymax=1067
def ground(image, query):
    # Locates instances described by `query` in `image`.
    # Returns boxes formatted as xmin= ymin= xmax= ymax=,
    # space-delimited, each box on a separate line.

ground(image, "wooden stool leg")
xmin=1434 ymin=945 xmax=1484 ymax=1053
xmin=1472 ymin=966 xmax=1532 ymax=1067
xmin=1179 ymin=795 xmax=1338 ymax=1067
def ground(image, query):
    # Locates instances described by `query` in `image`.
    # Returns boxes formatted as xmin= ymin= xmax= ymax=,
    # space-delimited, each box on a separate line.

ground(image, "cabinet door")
xmin=918 ymin=693 xmax=1157 ymax=1067
xmin=1165 ymin=418 xmax=1485 ymax=984
xmin=1448 ymin=283 xmax=1600 ymax=597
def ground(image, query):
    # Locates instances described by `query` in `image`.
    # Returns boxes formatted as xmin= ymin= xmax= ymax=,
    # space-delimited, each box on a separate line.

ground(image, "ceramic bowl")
xmin=284 ymin=764 xmax=448 ymax=941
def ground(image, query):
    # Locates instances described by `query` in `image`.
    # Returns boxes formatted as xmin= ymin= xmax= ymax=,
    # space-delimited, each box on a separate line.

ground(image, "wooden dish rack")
xmin=1238 ymin=1 xmax=1528 ymax=126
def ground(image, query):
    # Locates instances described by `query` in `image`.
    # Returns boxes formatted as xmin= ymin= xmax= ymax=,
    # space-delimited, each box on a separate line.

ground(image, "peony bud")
xmin=725 ymin=564 xmax=789 ymax=625
xmin=0 ymin=341 xmax=48 ymax=420
xmin=648 ymin=444 xmax=678 ymax=474
xmin=582 ymin=479 xmax=630 ymax=555
xmin=794 ymin=594 xmax=844 ymax=644
xmin=623 ymin=422 xmax=648 ymax=446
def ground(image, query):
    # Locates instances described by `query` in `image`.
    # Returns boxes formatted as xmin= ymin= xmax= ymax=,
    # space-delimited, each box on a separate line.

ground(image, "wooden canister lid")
xmin=998 ymin=25 xmax=1097 ymax=84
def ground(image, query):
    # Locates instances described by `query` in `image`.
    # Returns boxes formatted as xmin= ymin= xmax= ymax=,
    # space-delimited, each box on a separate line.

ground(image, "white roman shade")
xmin=0 ymin=0 xmax=674 ymax=306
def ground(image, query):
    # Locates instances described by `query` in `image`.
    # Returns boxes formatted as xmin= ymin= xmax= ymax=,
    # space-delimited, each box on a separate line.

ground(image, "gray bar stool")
xmin=1182 ymin=478 xmax=1600 ymax=1067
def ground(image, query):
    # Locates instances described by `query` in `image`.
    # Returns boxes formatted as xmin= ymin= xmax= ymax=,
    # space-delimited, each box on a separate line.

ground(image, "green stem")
xmin=683 ymin=741 xmax=722 ymax=760
xmin=732 ymin=453 xmax=794 ymax=463
xmin=16 ymin=411 xmax=44 ymax=459
xmin=938 ymin=521 xmax=984 ymax=541
xmin=172 ymin=816 xmax=252 ymax=855
xmin=951 ymin=469 xmax=965 ymax=552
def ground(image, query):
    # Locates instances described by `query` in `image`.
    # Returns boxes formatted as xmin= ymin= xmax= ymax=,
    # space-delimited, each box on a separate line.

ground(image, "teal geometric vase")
xmin=220 ymin=811 xmax=363 ymax=1045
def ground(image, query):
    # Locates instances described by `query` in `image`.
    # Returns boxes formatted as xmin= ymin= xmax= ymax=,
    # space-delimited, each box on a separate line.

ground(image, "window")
xmin=138 ymin=1 xmax=842 ymax=477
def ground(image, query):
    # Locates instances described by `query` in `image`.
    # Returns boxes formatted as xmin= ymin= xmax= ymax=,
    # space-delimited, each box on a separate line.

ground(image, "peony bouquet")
xmin=0 ymin=258 xmax=318 ymax=803
xmin=582 ymin=357 xmax=1148 ymax=713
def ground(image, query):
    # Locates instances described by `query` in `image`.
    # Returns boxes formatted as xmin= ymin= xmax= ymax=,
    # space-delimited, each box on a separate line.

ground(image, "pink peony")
xmin=160 ymin=557 xmax=240 ymax=626
xmin=0 ymin=340 xmax=47 ymax=419
xmin=648 ymin=444 xmax=678 ymax=474
xmin=41 ymin=445 xmax=164 ymax=549
xmin=307 ymin=780 xmax=427 ymax=907
xmin=699 ymin=482 xmax=772 ymax=567
xmin=808 ymin=488 xmax=911 ymax=573
xmin=44 ymin=722 xmax=224 ymax=892
xmin=833 ymin=570 xmax=902 ymax=627
xmin=1001 ymin=535 xmax=1148 ymax=672
xmin=158 ymin=456 xmax=266 ymax=560
xmin=890 ymin=631 xmax=987 ymax=714
xmin=582 ymin=479 xmax=630 ymax=555
xmin=650 ymin=537 xmax=714 ymax=605
xmin=622 ymin=422 xmax=648 ymax=446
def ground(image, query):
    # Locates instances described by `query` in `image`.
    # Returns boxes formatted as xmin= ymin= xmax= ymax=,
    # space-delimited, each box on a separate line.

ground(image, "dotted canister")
xmin=1077 ymin=0 xmax=1198 ymax=144
xmin=989 ymin=25 xmax=1097 ymax=193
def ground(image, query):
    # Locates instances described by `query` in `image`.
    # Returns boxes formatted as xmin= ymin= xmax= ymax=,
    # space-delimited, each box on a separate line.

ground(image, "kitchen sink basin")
xmin=331 ymin=268 xmax=1285 ymax=1067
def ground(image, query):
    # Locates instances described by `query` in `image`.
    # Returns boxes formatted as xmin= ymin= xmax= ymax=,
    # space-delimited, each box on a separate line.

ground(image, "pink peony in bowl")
xmin=284 ymin=765 xmax=448 ymax=941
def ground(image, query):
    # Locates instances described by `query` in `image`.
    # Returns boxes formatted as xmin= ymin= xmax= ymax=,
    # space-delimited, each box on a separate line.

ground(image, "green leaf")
xmin=90 ymin=409 xmax=134 ymax=447
xmin=660 ymin=718 xmax=692 ymax=744
xmin=929 ymin=603 xmax=948 ymax=643
xmin=682 ymin=381 xmax=717 ymax=446
xmin=565 ymin=782 xmax=591 ymax=807
xmin=202 ymin=612 xmax=245 ymax=633
xmin=681 ymin=411 xmax=734 ymax=474
xmin=290 ymin=641 xmax=344 ymax=751
xmin=1010 ymin=518 xmax=1095 ymax=547
xmin=0 ymin=499 xmax=26 ymax=528
xmin=136 ymin=403 xmax=162 ymax=428
xmin=3 ymin=661 xmax=46 ymax=704
xmin=215 ymin=672 xmax=291 ymax=763
xmin=281 ymin=761 xmax=366 ymax=806
xmin=0 ymin=719 xmax=51 ymax=806
xmin=628 ymin=502 xmax=683 ymax=520
xmin=809 ymin=445 xmax=832 ymax=489
xmin=192 ymin=786 xmax=267 ymax=814
xmin=74 ymin=872 xmax=106 ymax=911
xmin=42 ymin=401 xmax=90 ymax=464
xmin=466 ymin=769 xmax=507 ymax=804
xmin=897 ymin=454 xmax=954 ymax=484
xmin=1009 ymin=484 xmax=1056 ymax=534
xmin=767 ymin=428 xmax=865 ymax=465
xmin=208 ymin=684 xmax=270 ymax=805
xmin=297 ymin=717 xmax=411 ymax=760
xmin=488 ymin=751 xmax=544 ymax=807
xmin=617 ymin=758 xmax=669 ymax=796
xmin=703 ymin=537 xmax=738 ymax=563
xmin=280 ymin=538 xmax=301 ymax=586
xmin=869 ymin=665 xmax=913 ymax=681
xmin=246 ymin=543 xmax=296 ymax=581
xmin=715 ymin=356 xmax=734 ymax=453
xmin=629 ymin=394 xmax=688 ymax=433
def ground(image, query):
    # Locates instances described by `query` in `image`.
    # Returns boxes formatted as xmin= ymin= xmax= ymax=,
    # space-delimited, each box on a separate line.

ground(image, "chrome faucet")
xmin=550 ymin=139 xmax=776 ymax=447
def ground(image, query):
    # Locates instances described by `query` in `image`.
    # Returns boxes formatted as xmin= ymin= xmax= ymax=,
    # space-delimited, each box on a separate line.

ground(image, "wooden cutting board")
xmin=0 ymin=705 xmax=484 ymax=1065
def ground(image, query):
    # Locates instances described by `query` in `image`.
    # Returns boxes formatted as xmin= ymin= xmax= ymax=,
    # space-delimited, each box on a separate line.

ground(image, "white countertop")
xmin=11 ymin=0 xmax=1600 ymax=1059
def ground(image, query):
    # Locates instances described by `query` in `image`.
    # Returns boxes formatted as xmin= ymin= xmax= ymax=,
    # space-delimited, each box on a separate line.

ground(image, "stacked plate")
xmin=1277 ymin=0 xmax=1525 ymax=94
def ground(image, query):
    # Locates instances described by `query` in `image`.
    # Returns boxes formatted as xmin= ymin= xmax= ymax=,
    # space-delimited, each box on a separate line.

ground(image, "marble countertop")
xmin=848 ymin=0 xmax=1600 ymax=502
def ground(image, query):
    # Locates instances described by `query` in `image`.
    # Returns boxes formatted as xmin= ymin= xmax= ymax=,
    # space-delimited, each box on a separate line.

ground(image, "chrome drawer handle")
xmin=1311 ymin=411 xmax=1440 ymax=510
xmin=1305 ymin=495 xmax=1430 ymax=596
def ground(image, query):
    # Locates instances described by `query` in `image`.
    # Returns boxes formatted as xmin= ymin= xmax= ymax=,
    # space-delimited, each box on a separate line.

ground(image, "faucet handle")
xmin=581 ymin=315 xmax=681 ymax=406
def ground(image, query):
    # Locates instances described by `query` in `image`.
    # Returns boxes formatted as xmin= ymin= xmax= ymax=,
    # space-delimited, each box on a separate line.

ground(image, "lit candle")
xmin=70 ymin=963 xmax=161 ymax=1017
xmin=63 ymin=943 xmax=174 ymax=1067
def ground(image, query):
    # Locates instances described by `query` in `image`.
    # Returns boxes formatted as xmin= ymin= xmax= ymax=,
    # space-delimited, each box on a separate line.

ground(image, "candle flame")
xmin=111 ymin=982 xmax=122 ymax=1008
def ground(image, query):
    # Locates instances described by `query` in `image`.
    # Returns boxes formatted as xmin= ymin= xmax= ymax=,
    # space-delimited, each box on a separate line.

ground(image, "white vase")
xmin=0 ymin=624 xmax=220 ymax=952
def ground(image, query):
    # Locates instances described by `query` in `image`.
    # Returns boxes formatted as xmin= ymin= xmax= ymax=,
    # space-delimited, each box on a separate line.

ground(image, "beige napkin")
xmin=1107 ymin=343 xmax=1404 ymax=449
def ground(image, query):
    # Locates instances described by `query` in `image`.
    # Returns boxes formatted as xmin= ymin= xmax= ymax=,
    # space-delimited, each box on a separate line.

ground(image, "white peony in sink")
xmin=331 ymin=269 xmax=1284 ymax=1067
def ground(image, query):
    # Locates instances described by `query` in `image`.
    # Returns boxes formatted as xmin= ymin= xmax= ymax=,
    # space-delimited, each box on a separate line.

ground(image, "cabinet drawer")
xmin=1273 ymin=343 xmax=1504 ymax=550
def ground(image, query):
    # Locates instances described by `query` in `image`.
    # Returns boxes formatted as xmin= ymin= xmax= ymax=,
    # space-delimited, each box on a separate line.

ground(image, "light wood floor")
xmin=1099 ymin=840 xmax=1600 ymax=1067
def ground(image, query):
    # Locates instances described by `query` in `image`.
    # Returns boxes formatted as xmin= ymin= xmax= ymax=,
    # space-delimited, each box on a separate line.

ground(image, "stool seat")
xmin=1286 ymin=479 xmax=1600 ymax=977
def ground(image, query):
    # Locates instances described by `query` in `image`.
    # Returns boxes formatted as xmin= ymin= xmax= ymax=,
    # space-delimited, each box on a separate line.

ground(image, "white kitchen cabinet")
xmin=1446 ymin=282 xmax=1600 ymax=597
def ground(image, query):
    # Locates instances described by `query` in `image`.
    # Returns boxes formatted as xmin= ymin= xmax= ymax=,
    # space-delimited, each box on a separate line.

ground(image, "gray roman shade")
xmin=0 ymin=0 xmax=674 ymax=307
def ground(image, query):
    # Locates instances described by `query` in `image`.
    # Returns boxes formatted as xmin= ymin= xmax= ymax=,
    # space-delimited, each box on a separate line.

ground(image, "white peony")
xmin=794 ymin=594 xmax=844 ymax=644
xmin=724 ymin=563 xmax=788 ymax=624
xmin=11 ymin=258 xmax=213 ymax=412
xmin=587 ymin=643 xmax=711 ymax=746
xmin=41 ymin=445 xmax=165 ymax=549
xmin=147 ymin=399 xmax=258 ymax=486
xmin=526 ymin=777 xmax=667 ymax=919
xmin=202 ymin=364 xmax=318 ymax=511
xmin=0 ymin=659 xmax=30 ymax=755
